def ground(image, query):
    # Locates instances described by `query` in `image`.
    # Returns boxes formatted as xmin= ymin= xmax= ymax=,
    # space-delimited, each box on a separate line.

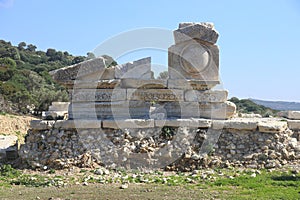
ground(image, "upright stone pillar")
xmin=168 ymin=22 xmax=236 ymax=119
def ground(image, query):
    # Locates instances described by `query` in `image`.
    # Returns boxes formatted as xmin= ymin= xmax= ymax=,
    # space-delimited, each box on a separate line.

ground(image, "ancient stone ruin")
xmin=19 ymin=23 xmax=300 ymax=171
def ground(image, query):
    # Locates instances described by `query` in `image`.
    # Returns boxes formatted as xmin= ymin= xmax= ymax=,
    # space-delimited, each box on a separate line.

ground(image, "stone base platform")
xmin=30 ymin=117 xmax=294 ymax=132
xmin=20 ymin=117 xmax=300 ymax=170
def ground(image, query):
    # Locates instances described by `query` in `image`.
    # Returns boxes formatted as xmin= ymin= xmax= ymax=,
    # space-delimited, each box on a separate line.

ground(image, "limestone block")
xmin=224 ymin=118 xmax=258 ymax=130
xmin=168 ymin=41 xmax=219 ymax=80
xmin=164 ymin=101 xmax=236 ymax=119
xmin=49 ymin=57 xmax=107 ymax=83
xmin=121 ymin=78 xmax=167 ymax=89
xmin=200 ymin=101 xmax=236 ymax=119
xmin=127 ymin=89 xmax=184 ymax=102
xmin=67 ymin=79 xmax=121 ymax=89
xmin=287 ymin=120 xmax=300 ymax=130
xmin=167 ymin=79 xmax=219 ymax=90
xmin=185 ymin=90 xmax=228 ymax=102
xmin=279 ymin=111 xmax=300 ymax=120
xmin=30 ymin=120 xmax=56 ymax=130
xmin=258 ymin=121 xmax=287 ymax=133
xmin=0 ymin=135 xmax=18 ymax=150
xmin=102 ymin=119 xmax=154 ymax=129
xmin=115 ymin=57 xmax=151 ymax=79
xmin=69 ymin=89 xmax=126 ymax=102
xmin=0 ymin=135 xmax=18 ymax=160
xmin=174 ymin=22 xmax=219 ymax=44
xmin=212 ymin=120 xmax=226 ymax=130
xmin=54 ymin=120 xmax=101 ymax=129
xmin=69 ymin=101 xmax=150 ymax=119
xmin=49 ymin=102 xmax=70 ymax=111
xmin=154 ymin=118 xmax=211 ymax=128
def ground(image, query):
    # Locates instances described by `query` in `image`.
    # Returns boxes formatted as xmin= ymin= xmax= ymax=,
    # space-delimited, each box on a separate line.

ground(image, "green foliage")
xmin=157 ymin=71 xmax=168 ymax=79
xmin=0 ymin=57 xmax=16 ymax=69
xmin=0 ymin=39 xmax=82 ymax=114
xmin=161 ymin=127 xmax=176 ymax=139
xmin=0 ymin=165 xmax=21 ymax=178
xmin=229 ymin=97 xmax=278 ymax=117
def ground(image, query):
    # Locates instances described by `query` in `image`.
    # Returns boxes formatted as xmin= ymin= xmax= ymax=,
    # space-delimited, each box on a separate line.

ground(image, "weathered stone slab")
xmin=102 ymin=119 xmax=154 ymax=129
xmin=258 ymin=121 xmax=287 ymax=133
xmin=174 ymin=22 xmax=219 ymax=44
xmin=167 ymin=79 xmax=219 ymax=90
xmin=168 ymin=41 xmax=219 ymax=80
xmin=127 ymin=89 xmax=184 ymax=102
xmin=287 ymin=120 xmax=300 ymax=130
xmin=211 ymin=120 xmax=226 ymax=130
xmin=155 ymin=118 xmax=211 ymax=128
xmin=69 ymin=89 xmax=126 ymax=102
xmin=66 ymin=79 xmax=121 ymax=89
xmin=69 ymin=101 xmax=150 ymax=119
xmin=224 ymin=119 xmax=258 ymax=130
xmin=115 ymin=57 xmax=151 ymax=79
xmin=49 ymin=57 xmax=107 ymax=83
xmin=279 ymin=111 xmax=300 ymax=120
xmin=121 ymin=78 xmax=167 ymax=89
xmin=185 ymin=90 xmax=228 ymax=102
xmin=54 ymin=120 xmax=101 ymax=129
xmin=164 ymin=101 xmax=236 ymax=119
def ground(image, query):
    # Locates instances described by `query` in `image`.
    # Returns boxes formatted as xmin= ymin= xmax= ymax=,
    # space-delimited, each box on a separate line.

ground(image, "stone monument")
xmin=49 ymin=22 xmax=236 ymax=121
xmin=19 ymin=23 xmax=300 ymax=170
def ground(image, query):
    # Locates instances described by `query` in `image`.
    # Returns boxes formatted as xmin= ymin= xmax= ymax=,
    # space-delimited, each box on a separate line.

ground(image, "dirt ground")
xmin=0 ymin=114 xmax=37 ymax=135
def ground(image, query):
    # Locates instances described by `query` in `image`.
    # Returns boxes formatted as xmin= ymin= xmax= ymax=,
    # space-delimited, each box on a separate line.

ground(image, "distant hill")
xmin=249 ymin=99 xmax=300 ymax=111
xmin=228 ymin=97 xmax=278 ymax=117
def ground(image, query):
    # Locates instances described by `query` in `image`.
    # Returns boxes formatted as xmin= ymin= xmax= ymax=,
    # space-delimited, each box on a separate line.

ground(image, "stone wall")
xmin=19 ymin=118 xmax=300 ymax=170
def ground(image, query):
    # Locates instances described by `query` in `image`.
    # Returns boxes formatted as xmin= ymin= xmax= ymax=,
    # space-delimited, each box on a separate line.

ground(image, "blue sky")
xmin=1 ymin=0 xmax=300 ymax=101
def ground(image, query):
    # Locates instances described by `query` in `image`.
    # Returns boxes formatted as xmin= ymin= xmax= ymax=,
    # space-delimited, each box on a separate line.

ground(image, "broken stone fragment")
xmin=114 ymin=57 xmax=151 ymax=79
xmin=174 ymin=22 xmax=219 ymax=44
xmin=49 ymin=57 xmax=108 ymax=83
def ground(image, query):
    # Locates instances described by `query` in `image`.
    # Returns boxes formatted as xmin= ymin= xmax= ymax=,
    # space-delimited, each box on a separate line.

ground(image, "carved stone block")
xmin=68 ymin=101 xmax=150 ymax=119
xmin=185 ymin=90 xmax=228 ymax=102
xmin=167 ymin=79 xmax=219 ymax=90
xmin=69 ymin=89 xmax=126 ymax=102
xmin=168 ymin=40 xmax=219 ymax=80
xmin=127 ymin=89 xmax=184 ymax=102
xmin=163 ymin=101 xmax=236 ymax=119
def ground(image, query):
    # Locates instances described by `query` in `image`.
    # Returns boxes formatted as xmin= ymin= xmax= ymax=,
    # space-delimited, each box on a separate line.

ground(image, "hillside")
xmin=0 ymin=40 xmax=92 ymax=115
xmin=228 ymin=97 xmax=278 ymax=117
xmin=250 ymin=98 xmax=300 ymax=111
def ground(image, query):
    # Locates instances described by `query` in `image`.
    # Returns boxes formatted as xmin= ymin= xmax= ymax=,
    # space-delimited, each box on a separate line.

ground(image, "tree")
xmin=27 ymin=44 xmax=37 ymax=52
xmin=72 ymin=56 xmax=85 ymax=64
xmin=18 ymin=42 xmax=26 ymax=50
xmin=157 ymin=71 xmax=168 ymax=79
xmin=46 ymin=48 xmax=56 ymax=57
xmin=87 ymin=52 xmax=96 ymax=60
